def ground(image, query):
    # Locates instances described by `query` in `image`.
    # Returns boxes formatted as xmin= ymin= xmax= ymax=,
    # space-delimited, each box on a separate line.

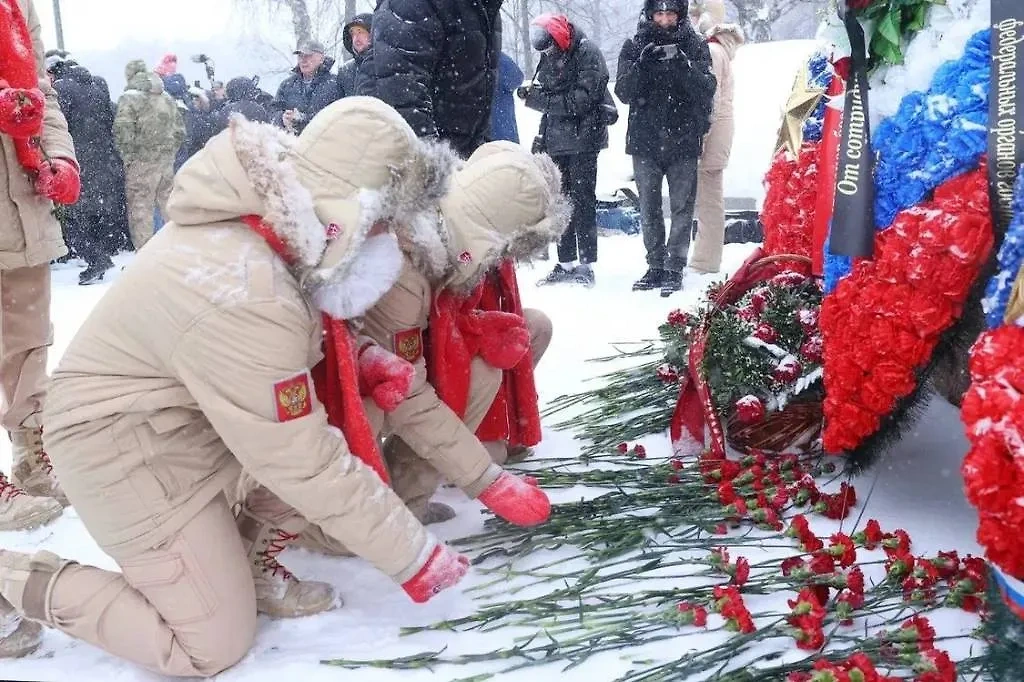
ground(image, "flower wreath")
xmin=761 ymin=143 xmax=818 ymax=260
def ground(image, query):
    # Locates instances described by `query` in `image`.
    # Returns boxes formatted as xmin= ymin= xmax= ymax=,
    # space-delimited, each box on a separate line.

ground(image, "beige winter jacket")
xmin=700 ymin=24 xmax=744 ymax=171
xmin=355 ymin=141 xmax=570 ymax=492
xmin=43 ymin=99 xmax=453 ymax=584
xmin=0 ymin=0 xmax=76 ymax=269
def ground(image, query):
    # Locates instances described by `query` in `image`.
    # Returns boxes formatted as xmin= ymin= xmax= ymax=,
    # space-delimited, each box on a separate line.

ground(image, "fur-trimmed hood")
xmin=166 ymin=97 xmax=458 ymax=319
xmin=704 ymin=23 xmax=744 ymax=59
xmin=432 ymin=141 xmax=572 ymax=294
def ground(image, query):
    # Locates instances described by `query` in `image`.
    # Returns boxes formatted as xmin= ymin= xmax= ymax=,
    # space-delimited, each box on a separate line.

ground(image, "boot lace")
xmin=257 ymin=528 xmax=299 ymax=580
xmin=0 ymin=473 xmax=25 ymax=502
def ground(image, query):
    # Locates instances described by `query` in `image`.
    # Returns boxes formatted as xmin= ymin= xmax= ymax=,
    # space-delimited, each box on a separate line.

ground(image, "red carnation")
xmin=853 ymin=519 xmax=885 ymax=549
xmin=899 ymin=615 xmax=936 ymax=651
xmin=667 ymin=309 xmax=690 ymax=328
xmin=731 ymin=557 xmax=750 ymax=586
xmin=774 ymin=356 xmax=803 ymax=384
xmin=753 ymin=323 xmax=778 ymax=343
xmin=735 ymin=395 xmax=766 ymax=424
xmin=809 ymin=552 xmax=836 ymax=576
xmin=914 ymin=648 xmax=956 ymax=682
xmin=828 ymin=533 xmax=857 ymax=567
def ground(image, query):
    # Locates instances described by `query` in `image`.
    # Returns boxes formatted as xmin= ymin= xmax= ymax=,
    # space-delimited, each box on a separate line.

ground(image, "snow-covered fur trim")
xmin=229 ymin=115 xmax=327 ymax=270
xmin=311 ymin=232 xmax=403 ymax=319
xmin=389 ymin=141 xmax=461 ymax=282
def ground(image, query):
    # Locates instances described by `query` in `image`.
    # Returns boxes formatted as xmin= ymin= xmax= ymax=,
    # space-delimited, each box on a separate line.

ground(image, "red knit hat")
xmin=531 ymin=13 xmax=572 ymax=51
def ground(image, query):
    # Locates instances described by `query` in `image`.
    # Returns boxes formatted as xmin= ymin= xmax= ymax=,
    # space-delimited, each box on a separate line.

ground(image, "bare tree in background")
xmin=234 ymin=0 xmax=375 ymax=69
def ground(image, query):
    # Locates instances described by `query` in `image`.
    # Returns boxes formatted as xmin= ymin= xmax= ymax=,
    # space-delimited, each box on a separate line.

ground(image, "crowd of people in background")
xmin=43 ymin=0 xmax=741 ymax=297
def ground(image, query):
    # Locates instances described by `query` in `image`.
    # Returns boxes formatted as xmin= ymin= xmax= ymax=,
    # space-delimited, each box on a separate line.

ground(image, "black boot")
xmin=632 ymin=268 xmax=665 ymax=291
xmin=572 ymin=263 xmax=595 ymax=288
xmin=79 ymin=262 xmax=111 ymax=286
xmin=538 ymin=264 xmax=576 ymax=286
xmin=660 ymin=270 xmax=683 ymax=297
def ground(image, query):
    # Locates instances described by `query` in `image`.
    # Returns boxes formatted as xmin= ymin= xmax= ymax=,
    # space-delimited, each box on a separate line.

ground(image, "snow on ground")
xmin=0 ymin=237 xmax=981 ymax=682
xmin=0 ymin=38 xmax=983 ymax=679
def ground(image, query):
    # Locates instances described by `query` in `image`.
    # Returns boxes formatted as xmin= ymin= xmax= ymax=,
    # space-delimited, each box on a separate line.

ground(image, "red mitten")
xmin=401 ymin=544 xmax=470 ymax=603
xmin=464 ymin=310 xmax=530 ymax=370
xmin=358 ymin=343 xmax=414 ymax=412
xmin=477 ymin=471 xmax=551 ymax=527
xmin=34 ymin=158 xmax=80 ymax=205
xmin=0 ymin=86 xmax=44 ymax=138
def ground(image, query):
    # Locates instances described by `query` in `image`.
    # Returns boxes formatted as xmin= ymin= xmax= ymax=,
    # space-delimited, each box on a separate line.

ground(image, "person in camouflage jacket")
xmin=114 ymin=59 xmax=184 ymax=251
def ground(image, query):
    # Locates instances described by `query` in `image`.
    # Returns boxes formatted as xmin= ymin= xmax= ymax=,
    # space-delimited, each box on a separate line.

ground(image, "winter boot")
xmin=78 ymin=264 xmax=108 ymax=286
xmin=537 ymin=264 xmax=575 ymax=286
xmin=11 ymin=419 xmax=69 ymax=507
xmin=415 ymin=501 xmax=457 ymax=525
xmin=0 ymin=474 xmax=63 ymax=532
xmin=236 ymin=506 xmax=338 ymax=618
xmin=632 ymin=268 xmax=665 ymax=291
xmin=0 ymin=548 xmax=66 ymax=623
xmin=660 ymin=271 xmax=684 ymax=298
xmin=505 ymin=445 xmax=535 ymax=464
xmin=0 ymin=597 xmax=41 ymax=659
xmin=571 ymin=263 xmax=596 ymax=288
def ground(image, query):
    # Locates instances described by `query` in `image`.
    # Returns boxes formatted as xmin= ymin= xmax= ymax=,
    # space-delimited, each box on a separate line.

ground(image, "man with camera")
xmin=615 ymin=0 xmax=716 ymax=297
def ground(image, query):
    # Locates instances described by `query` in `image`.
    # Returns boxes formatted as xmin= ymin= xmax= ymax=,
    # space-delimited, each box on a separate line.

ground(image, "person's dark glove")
xmin=638 ymin=42 xmax=658 ymax=64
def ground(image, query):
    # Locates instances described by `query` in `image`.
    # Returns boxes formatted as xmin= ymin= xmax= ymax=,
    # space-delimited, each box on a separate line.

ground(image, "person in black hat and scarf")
xmin=615 ymin=0 xmax=716 ymax=297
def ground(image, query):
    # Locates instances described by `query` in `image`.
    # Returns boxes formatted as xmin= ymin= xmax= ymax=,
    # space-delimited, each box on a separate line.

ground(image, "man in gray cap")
xmin=270 ymin=39 xmax=339 ymax=134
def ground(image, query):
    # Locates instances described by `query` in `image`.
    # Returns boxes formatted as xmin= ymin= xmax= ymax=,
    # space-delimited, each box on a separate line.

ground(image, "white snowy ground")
xmin=0 ymin=239 xmax=983 ymax=682
xmin=0 ymin=37 xmax=986 ymax=681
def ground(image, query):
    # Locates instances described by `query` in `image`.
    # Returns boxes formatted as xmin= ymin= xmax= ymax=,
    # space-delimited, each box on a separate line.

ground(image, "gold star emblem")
xmin=775 ymin=61 xmax=826 ymax=157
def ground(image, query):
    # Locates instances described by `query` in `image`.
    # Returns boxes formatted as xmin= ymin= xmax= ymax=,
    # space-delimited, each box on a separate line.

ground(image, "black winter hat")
xmin=226 ymin=76 xmax=260 ymax=103
xmin=647 ymin=0 xmax=685 ymax=15
xmin=343 ymin=13 xmax=373 ymax=56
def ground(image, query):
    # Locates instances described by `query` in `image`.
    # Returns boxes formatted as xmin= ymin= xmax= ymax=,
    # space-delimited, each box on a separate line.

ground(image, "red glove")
xmin=0 ymin=86 xmax=44 ymax=138
xmin=461 ymin=310 xmax=530 ymax=370
xmin=34 ymin=158 xmax=80 ymax=205
xmin=401 ymin=544 xmax=470 ymax=603
xmin=477 ymin=471 xmax=550 ymax=527
xmin=358 ymin=343 xmax=414 ymax=412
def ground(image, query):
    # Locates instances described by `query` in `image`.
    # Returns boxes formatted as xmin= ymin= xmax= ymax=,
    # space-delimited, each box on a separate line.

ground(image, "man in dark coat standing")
xmin=214 ymin=77 xmax=271 ymax=132
xmin=363 ymin=0 xmax=502 ymax=158
xmin=271 ymin=40 xmax=339 ymax=134
xmin=520 ymin=13 xmax=611 ymax=288
xmin=339 ymin=13 xmax=373 ymax=98
xmin=615 ymin=0 xmax=716 ymax=297
xmin=491 ymin=51 xmax=523 ymax=144
xmin=53 ymin=63 xmax=125 ymax=284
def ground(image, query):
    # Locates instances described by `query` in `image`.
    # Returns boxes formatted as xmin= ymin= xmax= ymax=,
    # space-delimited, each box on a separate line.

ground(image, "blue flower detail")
xmin=802 ymin=53 xmax=833 ymax=144
xmin=983 ymin=166 xmax=1024 ymax=328
xmin=823 ymin=29 xmax=990 ymax=291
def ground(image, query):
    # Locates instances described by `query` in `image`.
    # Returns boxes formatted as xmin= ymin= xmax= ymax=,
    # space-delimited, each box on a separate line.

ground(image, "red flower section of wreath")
xmin=761 ymin=143 xmax=819 ymax=259
xmin=961 ymin=324 xmax=1024 ymax=579
xmin=819 ymin=167 xmax=992 ymax=453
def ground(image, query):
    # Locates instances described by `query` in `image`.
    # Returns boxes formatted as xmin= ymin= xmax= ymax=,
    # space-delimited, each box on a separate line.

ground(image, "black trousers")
xmin=552 ymin=152 xmax=599 ymax=264
xmin=67 ymin=212 xmax=115 ymax=270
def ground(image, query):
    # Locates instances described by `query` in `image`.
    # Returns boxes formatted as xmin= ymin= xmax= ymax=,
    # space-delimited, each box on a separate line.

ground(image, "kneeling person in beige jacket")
xmin=0 ymin=99 xmax=469 ymax=676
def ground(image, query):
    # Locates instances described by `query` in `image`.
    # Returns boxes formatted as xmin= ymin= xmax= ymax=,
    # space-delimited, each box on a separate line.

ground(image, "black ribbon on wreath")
xmin=828 ymin=1 xmax=875 ymax=260
xmin=990 ymin=0 xmax=1024 ymax=238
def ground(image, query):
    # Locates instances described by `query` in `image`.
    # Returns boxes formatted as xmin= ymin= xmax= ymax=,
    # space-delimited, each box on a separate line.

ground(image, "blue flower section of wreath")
xmin=983 ymin=167 xmax=1024 ymax=328
xmin=822 ymin=29 xmax=990 ymax=292
xmin=802 ymin=53 xmax=832 ymax=144
xmin=822 ymin=232 xmax=851 ymax=292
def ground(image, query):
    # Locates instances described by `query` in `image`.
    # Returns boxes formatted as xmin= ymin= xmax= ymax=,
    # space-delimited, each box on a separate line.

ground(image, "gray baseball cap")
xmin=294 ymin=40 xmax=326 ymax=56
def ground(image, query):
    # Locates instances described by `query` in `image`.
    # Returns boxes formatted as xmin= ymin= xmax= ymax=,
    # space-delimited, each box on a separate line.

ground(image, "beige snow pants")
xmin=0 ymin=264 xmax=52 ymax=433
xmin=690 ymin=166 xmax=726 ymax=273
xmin=19 ymin=493 xmax=256 ymax=677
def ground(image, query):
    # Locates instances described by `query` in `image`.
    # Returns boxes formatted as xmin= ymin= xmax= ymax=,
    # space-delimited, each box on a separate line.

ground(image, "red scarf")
xmin=429 ymin=261 xmax=542 ymax=447
xmin=242 ymin=216 xmax=390 ymax=484
xmin=0 ymin=0 xmax=47 ymax=173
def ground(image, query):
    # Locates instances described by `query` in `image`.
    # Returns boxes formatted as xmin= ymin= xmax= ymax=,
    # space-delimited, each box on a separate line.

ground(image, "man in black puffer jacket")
xmin=53 ymin=64 xmax=126 ymax=284
xmin=615 ymin=0 xmax=716 ymax=297
xmin=271 ymin=40 xmax=339 ymax=134
xmin=519 ymin=13 xmax=611 ymax=288
xmin=362 ymin=0 xmax=502 ymax=157
xmin=339 ymin=13 xmax=374 ymax=98
xmin=214 ymin=77 xmax=271 ymax=132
